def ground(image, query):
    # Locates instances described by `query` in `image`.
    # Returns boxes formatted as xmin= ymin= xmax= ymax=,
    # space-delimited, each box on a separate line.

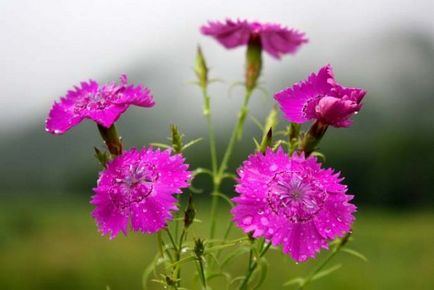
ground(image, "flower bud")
xmin=184 ymin=194 xmax=196 ymax=229
xmin=245 ymin=36 xmax=262 ymax=92
xmin=170 ymin=124 xmax=183 ymax=154
xmin=165 ymin=275 xmax=177 ymax=287
xmin=194 ymin=238 xmax=205 ymax=258
xmin=259 ymin=128 xmax=272 ymax=154
xmin=195 ymin=46 xmax=209 ymax=89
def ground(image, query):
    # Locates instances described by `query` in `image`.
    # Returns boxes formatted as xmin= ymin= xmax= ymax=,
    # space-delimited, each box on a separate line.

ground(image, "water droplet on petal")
xmin=242 ymin=215 xmax=253 ymax=225
xmin=269 ymin=164 xmax=278 ymax=171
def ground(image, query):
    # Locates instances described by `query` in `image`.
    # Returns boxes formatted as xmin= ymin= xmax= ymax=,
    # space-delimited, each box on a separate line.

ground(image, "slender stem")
xmin=97 ymin=124 xmax=122 ymax=156
xmin=196 ymin=256 xmax=208 ymax=289
xmin=165 ymin=229 xmax=178 ymax=251
xmin=300 ymin=121 xmax=328 ymax=156
xmin=157 ymin=232 xmax=164 ymax=258
xmin=158 ymin=231 xmax=174 ymax=262
xmin=299 ymin=234 xmax=350 ymax=289
xmin=209 ymin=89 xmax=253 ymax=239
xmin=200 ymin=86 xmax=221 ymax=240
xmin=218 ymin=89 xmax=253 ymax=177
xmin=202 ymin=87 xmax=218 ymax=176
xmin=174 ymin=229 xmax=187 ymax=286
xmin=239 ymin=241 xmax=271 ymax=290
xmin=223 ymin=221 xmax=234 ymax=241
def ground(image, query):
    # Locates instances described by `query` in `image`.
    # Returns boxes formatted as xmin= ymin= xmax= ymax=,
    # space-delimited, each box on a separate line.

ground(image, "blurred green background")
xmin=1 ymin=0 xmax=433 ymax=289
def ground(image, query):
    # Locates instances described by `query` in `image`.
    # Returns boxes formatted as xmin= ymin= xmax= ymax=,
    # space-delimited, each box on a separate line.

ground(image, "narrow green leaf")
xmin=252 ymin=258 xmax=268 ymax=290
xmin=212 ymin=192 xmax=234 ymax=207
xmin=283 ymin=277 xmax=305 ymax=287
xmin=207 ymin=272 xmax=230 ymax=282
xmin=342 ymin=248 xmax=368 ymax=262
xmin=250 ymin=115 xmax=264 ymax=130
xmin=220 ymin=247 xmax=250 ymax=268
xmin=311 ymin=151 xmax=326 ymax=162
xmin=150 ymin=143 xmax=171 ymax=149
xmin=312 ymin=264 xmax=342 ymax=281
xmin=253 ymin=137 xmax=260 ymax=150
xmin=169 ymin=255 xmax=197 ymax=267
xmin=193 ymin=167 xmax=213 ymax=177
xmin=182 ymin=137 xmax=203 ymax=151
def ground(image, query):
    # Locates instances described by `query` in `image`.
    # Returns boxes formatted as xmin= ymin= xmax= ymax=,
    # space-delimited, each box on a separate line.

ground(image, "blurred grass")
xmin=0 ymin=196 xmax=433 ymax=290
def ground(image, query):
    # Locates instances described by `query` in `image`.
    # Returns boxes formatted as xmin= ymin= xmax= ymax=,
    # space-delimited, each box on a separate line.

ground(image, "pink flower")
xmin=231 ymin=148 xmax=356 ymax=262
xmin=45 ymin=75 xmax=155 ymax=134
xmin=201 ymin=19 xmax=308 ymax=59
xmin=274 ymin=65 xmax=366 ymax=127
xmin=91 ymin=147 xmax=191 ymax=239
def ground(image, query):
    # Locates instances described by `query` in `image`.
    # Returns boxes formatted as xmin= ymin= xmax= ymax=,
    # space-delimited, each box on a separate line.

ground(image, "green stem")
xmin=165 ymin=229 xmax=178 ymax=252
xmin=174 ymin=229 xmax=187 ymax=286
xmin=200 ymin=86 xmax=221 ymax=240
xmin=196 ymin=256 xmax=208 ymax=289
xmin=209 ymin=89 xmax=253 ymax=239
xmin=299 ymin=234 xmax=350 ymax=289
xmin=300 ymin=121 xmax=328 ymax=157
xmin=202 ymin=87 xmax=218 ymax=176
xmin=157 ymin=232 xmax=164 ymax=258
xmin=97 ymin=124 xmax=122 ymax=156
xmin=217 ymin=89 xmax=253 ymax=177
xmin=239 ymin=241 xmax=271 ymax=290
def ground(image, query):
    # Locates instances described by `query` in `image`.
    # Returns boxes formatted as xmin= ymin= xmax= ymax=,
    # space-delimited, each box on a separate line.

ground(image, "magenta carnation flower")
xmin=201 ymin=19 xmax=308 ymax=59
xmin=45 ymin=75 xmax=155 ymax=134
xmin=274 ymin=65 xmax=366 ymax=127
xmin=231 ymin=148 xmax=356 ymax=262
xmin=91 ymin=147 xmax=191 ymax=239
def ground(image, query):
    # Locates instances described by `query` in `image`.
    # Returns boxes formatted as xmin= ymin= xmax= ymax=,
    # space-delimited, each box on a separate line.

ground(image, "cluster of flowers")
xmin=46 ymin=18 xmax=365 ymax=263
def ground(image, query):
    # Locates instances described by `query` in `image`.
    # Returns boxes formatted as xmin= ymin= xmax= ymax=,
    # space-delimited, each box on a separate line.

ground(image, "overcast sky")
xmin=0 ymin=0 xmax=432 ymax=135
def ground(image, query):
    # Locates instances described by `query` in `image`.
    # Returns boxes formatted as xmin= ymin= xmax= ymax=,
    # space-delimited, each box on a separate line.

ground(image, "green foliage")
xmin=0 ymin=199 xmax=433 ymax=290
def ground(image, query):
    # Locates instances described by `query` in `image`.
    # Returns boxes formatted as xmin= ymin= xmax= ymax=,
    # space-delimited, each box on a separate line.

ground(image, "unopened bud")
xmin=195 ymin=46 xmax=209 ymax=89
xmin=259 ymin=128 xmax=272 ymax=154
xmin=194 ymin=238 xmax=205 ymax=258
xmin=165 ymin=275 xmax=177 ymax=287
xmin=184 ymin=194 xmax=196 ymax=229
xmin=170 ymin=124 xmax=183 ymax=154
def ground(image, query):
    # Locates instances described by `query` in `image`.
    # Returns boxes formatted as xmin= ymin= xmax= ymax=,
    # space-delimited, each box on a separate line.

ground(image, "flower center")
xmin=73 ymin=85 xmax=123 ymax=114
xmin=266 ymin=171 xmax=326 ymax=223
xmin=112 ymin=162 xmax=159 ymax=211
xmin=302 ymin=95 xmax=322 ymax=118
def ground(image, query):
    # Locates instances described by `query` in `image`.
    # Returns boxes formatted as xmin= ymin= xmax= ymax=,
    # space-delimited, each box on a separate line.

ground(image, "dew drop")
xmin=243 ymin=215 xmax=253 ymax=225
xmin=269 ymin=164 xmax=278 ymax=171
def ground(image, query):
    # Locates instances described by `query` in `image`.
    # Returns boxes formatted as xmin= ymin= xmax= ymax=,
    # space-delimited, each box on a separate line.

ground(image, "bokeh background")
xmin=1 ymin=0 xmax=433 ymax=289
